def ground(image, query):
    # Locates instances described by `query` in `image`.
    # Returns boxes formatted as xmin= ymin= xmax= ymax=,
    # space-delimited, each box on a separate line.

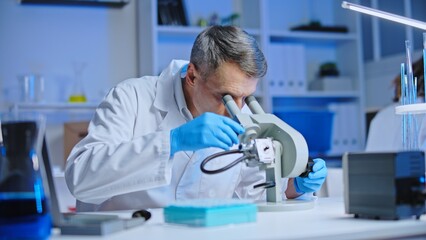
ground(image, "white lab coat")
xmin=365 ymin=103 xmax=403 ymax=151
xmin=65 ymin=60 xmax=290 ymax=211
xmin=366 ymin=102 xmax=426 ymax=151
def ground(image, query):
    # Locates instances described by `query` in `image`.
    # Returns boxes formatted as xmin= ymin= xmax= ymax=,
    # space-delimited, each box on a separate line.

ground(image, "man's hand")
xmin=170 ymin=112 xmax=244 ymax=156
xmin=294 ymin=158 xmax=327 ymax=193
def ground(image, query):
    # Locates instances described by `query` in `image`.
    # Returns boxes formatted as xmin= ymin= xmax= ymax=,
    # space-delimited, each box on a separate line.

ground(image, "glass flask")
xmin=68 ymin=62 xmax=87 ymax=103
xmin=0 ymin=113 xmax=51 ymax=239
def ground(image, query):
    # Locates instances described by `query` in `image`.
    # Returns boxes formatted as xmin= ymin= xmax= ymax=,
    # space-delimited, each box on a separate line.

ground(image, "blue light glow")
xmin=33 ymin=178 xmax=44 ymax=213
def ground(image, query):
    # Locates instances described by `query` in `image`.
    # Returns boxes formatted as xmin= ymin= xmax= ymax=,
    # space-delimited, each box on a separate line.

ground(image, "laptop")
xmin=40 ymin=137 xmax=150 ymax=235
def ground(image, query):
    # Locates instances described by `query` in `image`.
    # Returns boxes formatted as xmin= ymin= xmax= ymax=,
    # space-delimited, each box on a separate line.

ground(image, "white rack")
xmin=395 ymin=103 xmax=426 ymax=115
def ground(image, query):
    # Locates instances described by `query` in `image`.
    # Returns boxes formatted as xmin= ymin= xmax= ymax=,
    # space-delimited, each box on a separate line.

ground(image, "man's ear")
xmin=185 ymin=63 xmax=197 ymax=87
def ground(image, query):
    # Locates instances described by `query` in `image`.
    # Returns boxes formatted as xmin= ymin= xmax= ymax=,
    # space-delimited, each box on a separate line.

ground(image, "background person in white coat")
xmin=65 ymin=26 xmax=327 ymax=211
xmin=366 ymin=57 xmax=424 ymax=151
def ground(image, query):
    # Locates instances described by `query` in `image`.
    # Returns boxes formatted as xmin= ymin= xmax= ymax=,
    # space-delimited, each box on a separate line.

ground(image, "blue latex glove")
xmin=170 ymin=112 xmax=244 ymax=156
xmin=294 ymin=158 xmax=327 ymax=193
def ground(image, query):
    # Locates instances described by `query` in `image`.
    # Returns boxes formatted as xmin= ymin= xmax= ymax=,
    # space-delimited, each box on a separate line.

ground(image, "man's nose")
xmin=234 ymin=98 xmax=244 ymax=109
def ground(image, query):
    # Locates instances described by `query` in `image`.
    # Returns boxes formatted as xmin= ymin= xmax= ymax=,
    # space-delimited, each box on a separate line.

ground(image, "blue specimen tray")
xmin=164 ymin=199 xmax=257 ymax=227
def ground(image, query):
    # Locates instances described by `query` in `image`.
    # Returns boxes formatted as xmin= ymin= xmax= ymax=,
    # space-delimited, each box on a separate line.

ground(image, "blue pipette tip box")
xmin=163 ymin=199 xmax=257 ymax=227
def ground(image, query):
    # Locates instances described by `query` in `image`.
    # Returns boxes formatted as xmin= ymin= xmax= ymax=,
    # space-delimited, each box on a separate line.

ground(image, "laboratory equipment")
xmin=39 ymin=133 xmax=149 ymax=235
xmin=0 ymin=114 xmax=51 ymax=239
xmin=341 ymin=1 xmax=426 ymax=30
xmin=423 ymin=33 xmax=426 ymax=98
xmin=339 ymin=6 xmax=426 ymax=215
xmin=20 ymin=74 xmax=44 ymax=103
xmin=343 ymin=151 xmax=425 ymax=220
xmin=401 ymin=40 xmax=420 ymax=150
xmin=68 ymin=62 xmax=87 ymax=103
xmin=200 ymin=95 xmax=312 ymax=211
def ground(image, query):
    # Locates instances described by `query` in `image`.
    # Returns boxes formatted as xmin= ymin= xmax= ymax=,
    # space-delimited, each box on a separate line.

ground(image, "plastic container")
xmin=164 ymin=199 xmax=257 ymax=227
xmin=274 ymin=110 xmax=334 ymax=154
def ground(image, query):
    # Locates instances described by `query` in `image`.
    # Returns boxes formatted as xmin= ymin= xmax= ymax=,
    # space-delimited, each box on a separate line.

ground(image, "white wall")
xmin=364 ymin=50 xmax=423 ymax=110
xmin=0 ymin=0 xmax=139 ymax=169
xmin=0 ymin=0 xmax=138 ymax=106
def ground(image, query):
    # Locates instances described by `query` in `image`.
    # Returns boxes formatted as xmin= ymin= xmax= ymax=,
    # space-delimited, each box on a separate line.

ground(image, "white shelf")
xmin=8 ymin=102 xmax=98 ymax=123
xmin=272 ymin=91 xmax=360 ymax=98
xmin=10 ymin=102 xmax=99 ymax=111
xmin=395 ymin=103 xmax=426 ymax=115
xmin=158 ymin=25 xmax=261 ymax=37
xmin=269 ymin=30 xmax=358 ymax=42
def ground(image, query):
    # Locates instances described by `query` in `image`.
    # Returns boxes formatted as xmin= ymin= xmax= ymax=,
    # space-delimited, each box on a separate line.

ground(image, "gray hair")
xmin=190 ymin=25 xmax=267 ymax=80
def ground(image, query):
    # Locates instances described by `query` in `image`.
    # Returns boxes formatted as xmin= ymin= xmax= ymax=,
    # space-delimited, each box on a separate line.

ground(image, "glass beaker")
xmin=68 ymin=62 xmax=87 ymax=103
xmin=19 ymin=74 xmax=45 ymax=103
xmin=0 ymin=113 xmax=51 ymax=239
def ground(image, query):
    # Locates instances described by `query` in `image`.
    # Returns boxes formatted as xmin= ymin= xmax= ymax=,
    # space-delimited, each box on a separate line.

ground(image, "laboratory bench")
xmin=51 ymin=197 xmax=426 ymax=240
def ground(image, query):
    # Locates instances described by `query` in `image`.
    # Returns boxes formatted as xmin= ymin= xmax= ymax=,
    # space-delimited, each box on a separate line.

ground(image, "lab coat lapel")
xmin=153 ymin=59 xmax=188 ymax=113
xmin=153 ymin=60 xmax=192 ymax=159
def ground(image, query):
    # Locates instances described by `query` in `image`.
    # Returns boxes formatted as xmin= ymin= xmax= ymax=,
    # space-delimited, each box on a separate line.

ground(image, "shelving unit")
xmin=8 ymin=102 xmax=98 ymax=123
xmin=137 ymin=0 xmax=366 ymax=157
xmin=4 ymin=102 xmax=98 ymax=173
xmin=10 ymin=102 xmax=99 ymax=110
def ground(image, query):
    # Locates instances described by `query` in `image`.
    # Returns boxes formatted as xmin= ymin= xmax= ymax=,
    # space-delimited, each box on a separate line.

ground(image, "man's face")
xmin=189 ymin=62 xmax=259 ymax=117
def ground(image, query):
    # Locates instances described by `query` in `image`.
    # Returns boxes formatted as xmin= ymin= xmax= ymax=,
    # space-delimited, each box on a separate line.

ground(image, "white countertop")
xmin=52 ymin=197 xmax=426 ymax=240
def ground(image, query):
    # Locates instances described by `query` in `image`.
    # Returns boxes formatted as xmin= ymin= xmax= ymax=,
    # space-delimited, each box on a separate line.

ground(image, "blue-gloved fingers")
xmin=294 ymin=158 xmax=328 ymax=193
xmin=170 ymin=112 xmax=246 ymax=155
xmin=208 ymin=140 xmax=232 ymax=150
xmin=308 ymin=167 xmax=327 ymax=179
xmin=170 ymin=129 xmax=179 ymax=156
xmin=312 ymin=158 xmax=326 ymax=172
xmin=294 ymin=177 xmax=323 ymax=193
xmin=217 ymin=124 xmax=241 ymax=145
xmin=294 ymin=178 xmax=313 ymax=193
xmin=221 ymin=117 xmax=245 ymax=135
xmin=303 ymin=176 xmax=325 ymax=184
xmin=212 ymin=129 xmax=234 ymax=148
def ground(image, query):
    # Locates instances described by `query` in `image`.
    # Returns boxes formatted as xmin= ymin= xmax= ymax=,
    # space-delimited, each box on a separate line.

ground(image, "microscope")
xmin=200 ymin=95 xmax=314 ymax=211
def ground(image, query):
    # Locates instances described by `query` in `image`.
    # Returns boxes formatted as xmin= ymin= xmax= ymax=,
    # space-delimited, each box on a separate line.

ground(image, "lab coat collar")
xmin=174 ymin=65 xmax=193 ymax=121
xmin=153 ymin=60 xmax=189 ymax=113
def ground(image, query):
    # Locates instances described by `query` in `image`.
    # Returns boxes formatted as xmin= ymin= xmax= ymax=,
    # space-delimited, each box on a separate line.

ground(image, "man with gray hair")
xmin=65 ymin=26 xmax=327 ymax=211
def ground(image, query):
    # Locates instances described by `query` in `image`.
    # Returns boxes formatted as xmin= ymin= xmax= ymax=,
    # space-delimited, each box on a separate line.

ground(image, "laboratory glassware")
xmin=0 ymin=113 xmax=51 ymax=239
xmin=68 ymin=62 xmax=87 ymax=103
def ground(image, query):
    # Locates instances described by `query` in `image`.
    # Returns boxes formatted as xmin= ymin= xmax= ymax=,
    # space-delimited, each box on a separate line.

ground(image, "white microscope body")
xmin=217 ymin=95 xmax=314 ymax=211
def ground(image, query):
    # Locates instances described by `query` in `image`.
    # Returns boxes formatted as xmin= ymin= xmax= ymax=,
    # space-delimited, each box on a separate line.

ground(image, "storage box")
xmin=309 ymin=76 xmax=352 ymax=91
xmin=164 ymin=199 xmax=257 ymax=227
xmin=63 ymin=121 xmax=89 ymax=163
xmin=274 ymin=110 xmax=334 ymax=154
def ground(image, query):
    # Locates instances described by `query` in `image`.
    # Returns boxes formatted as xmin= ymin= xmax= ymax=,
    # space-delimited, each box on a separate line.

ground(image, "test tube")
xmin=0 ymin=119 xmax=3 ymax=147
xmin=405 ymin=40 xmax=415 ymax=104
xmin=423 ymin=32 xmax=426 ymax=102
xmin=401 ymin=63 xmax=406 ymax=105
xmin=402 ymin=41 xmax=420 ymax=150
xmin=401 ymin=63 xmax=407 ymax=149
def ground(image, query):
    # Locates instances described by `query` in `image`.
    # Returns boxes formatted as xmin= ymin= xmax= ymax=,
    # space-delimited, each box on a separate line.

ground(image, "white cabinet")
xmin=137 ymin=0 xmax=365 ymax=157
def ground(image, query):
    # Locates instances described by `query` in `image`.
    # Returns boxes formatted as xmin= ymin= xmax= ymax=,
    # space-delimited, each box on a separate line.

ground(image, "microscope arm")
xmin=223 ymin=95 xmax=309 ymax=203
xmin=223 ymin=95 xmax=309 ymax=178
